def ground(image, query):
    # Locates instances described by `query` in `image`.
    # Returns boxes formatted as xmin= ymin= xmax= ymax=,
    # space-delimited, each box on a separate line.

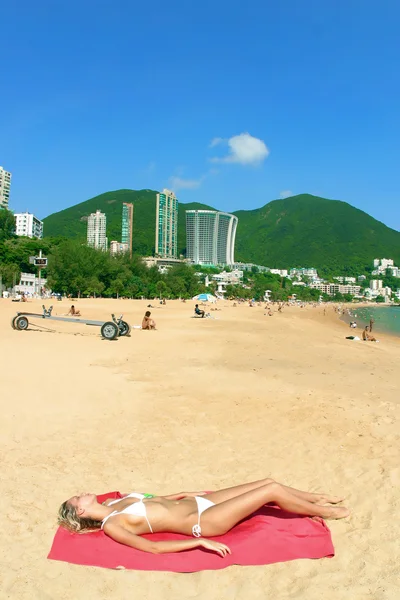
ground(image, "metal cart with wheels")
xmin=11 ymin=306 xmax=131 ymax=340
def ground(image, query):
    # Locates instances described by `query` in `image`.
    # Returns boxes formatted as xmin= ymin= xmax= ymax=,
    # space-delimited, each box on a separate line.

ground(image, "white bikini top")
xmin=101 ymin=493 xmax=153 ymax=532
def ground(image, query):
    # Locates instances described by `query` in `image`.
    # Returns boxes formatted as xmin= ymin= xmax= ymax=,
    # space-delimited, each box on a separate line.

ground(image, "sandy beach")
xmin=0 ymin=298 xmax=399 ymax=599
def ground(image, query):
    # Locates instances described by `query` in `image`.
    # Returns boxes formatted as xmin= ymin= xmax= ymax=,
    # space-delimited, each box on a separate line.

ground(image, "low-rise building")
xmin=233 ymin=262 xmax=270 ymax=273
xmin=289 ymin=267 xmax=319 ymax=280
xmin=372 ymin=258 xmax=396 ymax=275
xmin=15 ymin=272 xmax=47 ymax=296
xmin=387 ymin=266 xmax=400 ymax=277
xmin=333 ymin=276 xmax=356 ymax=283
xmin=14 ymin=212 xmax=43 ymax=239
xmin=211 ymin=269 xmax=243 ymax=295
xmin=365 ymin=279 xmax=392 ymax=302
xmin=269 ymin=269 xmax=289 ymax=277
xmin=110 ymin=241 xmax=129 ymax=256
xmin=310 ymin=282 xmax=361 ymax=296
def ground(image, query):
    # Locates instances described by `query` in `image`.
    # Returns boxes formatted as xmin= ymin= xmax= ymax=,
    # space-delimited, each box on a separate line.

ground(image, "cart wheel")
xmin=118 ymin=320 xmax=131 ymax=336
xmin=101 ymin=321 xmax=119 ymax=340
xmin=15 ymin=316 xmax=29 ymax=331
xmin=11 ymin=316 xmax=19 ymax=329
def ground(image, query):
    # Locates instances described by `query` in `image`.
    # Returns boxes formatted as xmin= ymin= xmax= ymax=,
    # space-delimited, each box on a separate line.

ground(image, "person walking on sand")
xmin=142 ymin=311 xmax=156 ymax=330
xmin=58 ymin=476 xmax=349 ymax=557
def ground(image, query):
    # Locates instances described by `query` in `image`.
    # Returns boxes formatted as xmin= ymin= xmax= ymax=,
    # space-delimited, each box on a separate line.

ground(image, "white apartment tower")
xmin=14 ymin=212 xmax=44 ymax=239
xmin=87 ymin=210 xmax=107 ymax=251
xmin=0 ymin=166 xmax=12 ymax=209
xmin=186 ymin=210 xmax=238 ymax=266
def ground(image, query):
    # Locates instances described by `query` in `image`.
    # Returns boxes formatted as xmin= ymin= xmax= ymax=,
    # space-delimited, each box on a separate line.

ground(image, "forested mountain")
xmin=42 ymin=190 xmax=400 ymax=273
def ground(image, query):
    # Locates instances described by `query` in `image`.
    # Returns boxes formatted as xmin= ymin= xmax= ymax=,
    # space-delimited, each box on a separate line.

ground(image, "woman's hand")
xmin=199 ymin=539 xmax=231 ymax=558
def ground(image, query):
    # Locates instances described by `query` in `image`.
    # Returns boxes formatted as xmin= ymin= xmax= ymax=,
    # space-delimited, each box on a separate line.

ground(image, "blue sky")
xmin=1 ymin=0 xmax=399 ymax=230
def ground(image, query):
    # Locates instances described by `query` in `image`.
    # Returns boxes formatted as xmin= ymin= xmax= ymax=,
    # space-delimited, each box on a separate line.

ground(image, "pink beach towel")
xmin=48 ymin=492 xmax=334 ymax=572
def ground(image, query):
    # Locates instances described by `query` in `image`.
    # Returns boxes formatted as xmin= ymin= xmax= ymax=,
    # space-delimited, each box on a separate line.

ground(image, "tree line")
xmin=2 ymin=207 xmax=395 ymax=302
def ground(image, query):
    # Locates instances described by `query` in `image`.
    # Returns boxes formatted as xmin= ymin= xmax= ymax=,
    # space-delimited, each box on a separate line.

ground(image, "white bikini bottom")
xmin=192 ymin=496 xmax=215 ymax=537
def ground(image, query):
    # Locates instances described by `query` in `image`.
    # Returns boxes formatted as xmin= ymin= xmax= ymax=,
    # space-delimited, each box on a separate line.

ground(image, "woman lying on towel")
xmin=58 ymin=477 xmax=349 ymax=558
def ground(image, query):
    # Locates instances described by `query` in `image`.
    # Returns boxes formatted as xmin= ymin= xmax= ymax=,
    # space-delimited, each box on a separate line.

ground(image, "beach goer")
xmin=67 ymin=305 xmax=81 ymax=316
xmin=194 ymin=304 xmax=205 ymax=318
xmin=58 ymin=477 xmax=349 ymax=557
xmin=142 ymin=311 xmax=156 ymax=330
xmin=362 ymin=326 xmax=376 ymax=342
xmin=369 ymin=317 xmax=375 ymax=333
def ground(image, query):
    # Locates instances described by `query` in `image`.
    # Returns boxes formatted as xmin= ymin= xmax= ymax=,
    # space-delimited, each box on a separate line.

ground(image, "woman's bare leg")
xmin=206 ymin=478 xmax=343 ymax=506
xmin=201 ymin=482 xmax=350 ymax=536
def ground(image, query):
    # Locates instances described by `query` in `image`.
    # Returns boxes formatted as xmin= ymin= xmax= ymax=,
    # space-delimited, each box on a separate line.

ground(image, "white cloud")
xmin=144 ymin=161 xmax=156 ymax=174
xmin=168 ymin=167 xmax=219 ymax=192
xmin=169 ymin=176 xmax=203 ymax=190
xmin=280 ymin=190 xmax=293 ymax=199
xmin=210 ymin=132 xmax=269 ymax=165
xmin=209 ymin=137 xmax=224 ymax=148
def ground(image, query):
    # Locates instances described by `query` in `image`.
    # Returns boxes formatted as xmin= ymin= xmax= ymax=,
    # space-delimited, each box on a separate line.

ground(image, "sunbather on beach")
xmin=67 ymin=305 xmax=81 ymax=316
xmin=58 ymin=477 xmax=349 ymax=557
xmin=362 ymin=326 xmax=376 ymax=342
xmin=142 ymin=310 xmax=156 ymax=330
xmin=194 ymin=304 xmax=205 ymax=318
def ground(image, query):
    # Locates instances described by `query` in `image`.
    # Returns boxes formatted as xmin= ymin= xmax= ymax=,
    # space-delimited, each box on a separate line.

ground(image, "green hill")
xmin=233 ymin=194 xmax=400 ymax=273
xmin=42 ymin=189 xmax=215 ymax=256
xmin=43 ymin=190 xmax=400 ymax=273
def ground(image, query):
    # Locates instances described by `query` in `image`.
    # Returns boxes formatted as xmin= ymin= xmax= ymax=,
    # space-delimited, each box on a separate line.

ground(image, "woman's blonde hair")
xmin=58 ymin=501 xmax=102 ymax=533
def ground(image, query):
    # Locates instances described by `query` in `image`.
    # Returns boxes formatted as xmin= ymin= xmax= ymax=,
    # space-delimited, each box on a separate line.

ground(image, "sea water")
xmin=342 ymin=306 xmax=400 ymax=337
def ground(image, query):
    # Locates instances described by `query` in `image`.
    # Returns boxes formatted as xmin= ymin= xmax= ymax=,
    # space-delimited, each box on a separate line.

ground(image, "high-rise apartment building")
xmin=155 ymin=189 xmax=178 ymax=258
xmin=0 ymin=166 xmax=12 ymax=209
xmin=186 ymin=210 xmax=238 ymax=266
xmin=87 ymin=210 xmax=107 ymax=251
xmin=14 ymin=212 xmax=44 ymax=239
xmin=121 ymin=202 xmax=133 ymax=257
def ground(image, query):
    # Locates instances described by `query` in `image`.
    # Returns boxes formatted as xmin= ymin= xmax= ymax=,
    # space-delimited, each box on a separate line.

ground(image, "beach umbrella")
xmin=192 ymin=293 xmax=217 ymax=302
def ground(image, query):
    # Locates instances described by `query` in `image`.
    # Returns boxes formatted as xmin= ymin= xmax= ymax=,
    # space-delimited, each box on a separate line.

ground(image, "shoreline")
xmin=339 ymin=304 xmax=400 ymax=340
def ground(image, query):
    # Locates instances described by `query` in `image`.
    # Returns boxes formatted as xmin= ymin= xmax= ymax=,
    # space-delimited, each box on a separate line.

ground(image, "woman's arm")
xmin=163 ymin=491 xmax=206 ymax=500
xmin=104 ymin=523 xmax=230 ymax=557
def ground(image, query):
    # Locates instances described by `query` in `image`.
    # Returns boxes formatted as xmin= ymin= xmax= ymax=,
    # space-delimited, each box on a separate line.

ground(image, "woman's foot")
xmin=321 ymin=505 xmax=350 ymax=520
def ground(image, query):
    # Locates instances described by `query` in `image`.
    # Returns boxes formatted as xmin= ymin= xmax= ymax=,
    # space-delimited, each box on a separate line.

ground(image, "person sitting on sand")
xmin=58 ymin=476 xmax=349 ymax=557
xmin=142 ymin=311 xmax=156 ymax=330
xmin=194 ymin=304 xmax=205 ymax=318
xmin=67 ymin=305 xmax=81 ymax=316
xmin=362 ymin=326 xmax=376 ymax=342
